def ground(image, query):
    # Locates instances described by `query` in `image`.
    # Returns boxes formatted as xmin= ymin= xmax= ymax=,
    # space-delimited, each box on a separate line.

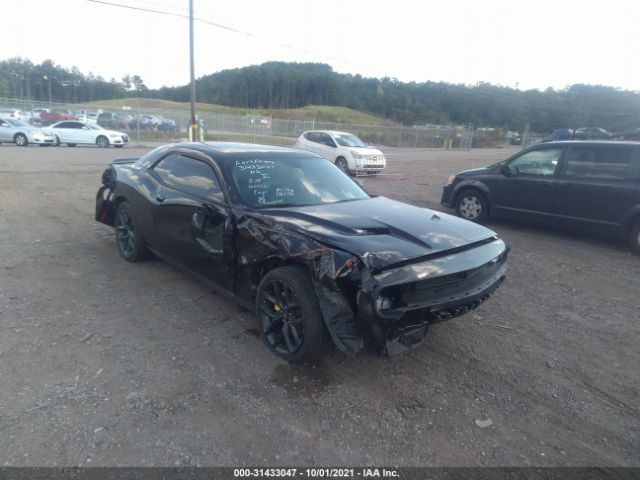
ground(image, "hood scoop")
xmin=354 ymin=226 xmax=390 ymax=235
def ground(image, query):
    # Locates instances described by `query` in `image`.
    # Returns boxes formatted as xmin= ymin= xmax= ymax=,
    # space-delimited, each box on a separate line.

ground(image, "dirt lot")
xmin=0 ymin=144 xmax=638 ymax=467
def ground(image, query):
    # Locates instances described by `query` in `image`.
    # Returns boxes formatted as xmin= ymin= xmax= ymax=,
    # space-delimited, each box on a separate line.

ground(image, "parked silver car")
xmin=0 ymin=118 xmax=56 ymax=146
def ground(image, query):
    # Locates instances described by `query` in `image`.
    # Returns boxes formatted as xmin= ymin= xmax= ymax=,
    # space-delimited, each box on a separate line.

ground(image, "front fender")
xmin=235 ymin=214 xmax=365 ymax=354
xmin=453 ymin=179 xmax=494 ymax=206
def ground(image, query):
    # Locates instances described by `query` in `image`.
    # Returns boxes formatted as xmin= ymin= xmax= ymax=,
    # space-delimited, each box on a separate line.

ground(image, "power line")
xmin=85 ymin=0 xmax=360 ymax=64
xmin=83 ymin=0 xmax=640 ymax=117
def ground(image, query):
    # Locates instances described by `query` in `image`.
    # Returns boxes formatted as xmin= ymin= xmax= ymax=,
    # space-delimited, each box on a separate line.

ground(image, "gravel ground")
xmin=0 ymin=144 xmax=638 ymax=467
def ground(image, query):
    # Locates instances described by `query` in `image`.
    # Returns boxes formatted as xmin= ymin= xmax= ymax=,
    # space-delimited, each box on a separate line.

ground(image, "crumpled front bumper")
xmin=355 ymin=238 xmax=508 ymax=354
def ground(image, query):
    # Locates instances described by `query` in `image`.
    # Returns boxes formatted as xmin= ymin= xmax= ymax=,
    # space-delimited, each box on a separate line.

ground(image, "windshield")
xmin=228 ymin=156 xmax=369 ymax=208
xmin=333 ymin=133 xmax=367 ymax=147
xmin=6 ymin=119 xmax=29 ymax=127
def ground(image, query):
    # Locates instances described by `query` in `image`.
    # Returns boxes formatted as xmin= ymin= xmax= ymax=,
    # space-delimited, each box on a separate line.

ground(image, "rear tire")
xmin=14 ymin=133 xmax=28 ymax=146
xmin=256 ymin=266 xmax=331 ymax=363
xmin=114 ymin=201 xmax=151 ymax=262
xmin=628 ymin=220 xmax=640 ymax=255
xmin=455 ymin=189 xmax=489 ymax=223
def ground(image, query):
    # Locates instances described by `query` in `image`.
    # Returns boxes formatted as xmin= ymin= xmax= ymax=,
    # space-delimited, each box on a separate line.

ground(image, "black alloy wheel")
xmin=256 ymin=266 xmax=330 ymax=363
xmin=114 ymin=202 xmax=150 ymax=262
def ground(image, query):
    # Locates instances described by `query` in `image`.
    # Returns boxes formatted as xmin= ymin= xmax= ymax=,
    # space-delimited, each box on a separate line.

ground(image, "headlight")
xmin=350 ymin=150 xmax=363 ymax=159
xmin=446 ymin=174 xmax=456 ymax=185
xmin=109 ymin=133 xmax=119 ymax=138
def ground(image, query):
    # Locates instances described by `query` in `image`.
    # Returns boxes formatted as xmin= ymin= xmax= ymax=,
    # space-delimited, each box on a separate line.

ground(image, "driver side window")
xmin=509 ymin=148 xmax=563 ymax=177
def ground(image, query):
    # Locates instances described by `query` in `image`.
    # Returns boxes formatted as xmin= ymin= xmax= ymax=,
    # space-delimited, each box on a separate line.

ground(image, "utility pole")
xmin=189 ymin=0 xmax=198 ymax=141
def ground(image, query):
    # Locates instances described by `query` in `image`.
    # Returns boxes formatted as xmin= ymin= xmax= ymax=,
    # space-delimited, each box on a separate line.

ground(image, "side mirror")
xmin=501 ymin=164 xmax=518 ymax=177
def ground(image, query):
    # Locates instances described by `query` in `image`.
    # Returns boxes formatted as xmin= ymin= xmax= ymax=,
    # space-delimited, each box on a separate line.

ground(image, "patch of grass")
xmin=80 ymin=98 xmax=395 ymax=126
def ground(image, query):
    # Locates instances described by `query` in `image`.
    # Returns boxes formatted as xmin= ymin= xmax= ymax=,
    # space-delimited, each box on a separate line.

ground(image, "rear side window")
xmin=304 ymin=132 xmax=319 ymax=143
xmin=153 ymin=153 xmax=224 ymax=202
xmin=563 ymin=147 xmax=633 ymax=180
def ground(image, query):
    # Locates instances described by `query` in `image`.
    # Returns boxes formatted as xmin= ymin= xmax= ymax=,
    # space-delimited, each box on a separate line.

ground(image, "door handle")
xmin=155 ymin=194 xmax=166 ymax=202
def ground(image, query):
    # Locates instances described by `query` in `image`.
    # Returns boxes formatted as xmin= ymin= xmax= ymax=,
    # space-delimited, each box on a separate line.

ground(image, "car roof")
xmin=303 ymin=130 xmax=354 ymax=136
xmin=538 ymin=140 xmax=640 ymax=146
xmin=170 ymin=142 xmax=321 ymax=162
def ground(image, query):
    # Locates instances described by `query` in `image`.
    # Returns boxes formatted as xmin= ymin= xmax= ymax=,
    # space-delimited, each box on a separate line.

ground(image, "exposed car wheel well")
xmin=102 ymin=195 xmax=127 ymax=226
xmin=257 ymin=257 xmax=313 ymax=286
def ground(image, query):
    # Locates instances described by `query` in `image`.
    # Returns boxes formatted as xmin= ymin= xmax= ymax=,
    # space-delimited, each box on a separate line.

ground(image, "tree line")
xmin=3 ymin=58 xmax=639 ymax=133
xmin=0 ymin=57 xmax=149 ymax=105
xmin=156 ymin=62 xmax=640 ymax=133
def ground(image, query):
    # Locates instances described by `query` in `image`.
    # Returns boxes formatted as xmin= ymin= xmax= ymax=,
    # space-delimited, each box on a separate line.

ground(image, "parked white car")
xmin=46 ymin=121 xmax=128 ymax=147
xmin=294 ymin=130 xmax=386 ymax=174
xmin=0 ymin=118 xmax=56 ymax=146
xmin=0 ymin=108 xmax=30 ymax=122
xmin=74 ymin=112 xmax=99 ymax=125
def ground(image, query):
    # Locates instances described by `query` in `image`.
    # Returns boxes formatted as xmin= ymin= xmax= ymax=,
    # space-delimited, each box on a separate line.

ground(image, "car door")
xmin=0 ymin=119 xmax=12 ymax=141
xmin=52 ymin=121 xmax=75 ymax=142
xmin=553 ymin=145 xmax=637 ymax=228
xmin=299 ymin=132 xmax=322 ymax=155
xmin=317 ymin=132 xmax=338 ymax=161
xmin=488 ymin=146 xmax=564 ymax=216
xmin=149 ymin=152 xmax=234 ymax=292
xmin=74 ymin=122 xmax=95 ymax=143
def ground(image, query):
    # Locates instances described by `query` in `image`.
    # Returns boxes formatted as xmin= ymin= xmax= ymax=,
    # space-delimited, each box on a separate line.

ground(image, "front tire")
xmin=97 ymin=136 xmax=109 ymax=148
xmin=455 ymin=189 xmax=489 ymax=223
xmin=14 ymin=133 xmax=28 ymax=147
xmin=335 ymin=157 xmax=350 ymax=175
xmin=114 ymin=201 xmax=151 ymax=262
xmin=628 ymin=220 xmax=640 ymax=255
xmin=256 ymin=266 xmax=331 ymax=363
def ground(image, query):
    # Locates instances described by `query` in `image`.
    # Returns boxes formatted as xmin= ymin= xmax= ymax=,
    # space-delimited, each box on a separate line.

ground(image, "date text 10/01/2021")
xmin=233 ymin=468 xmax=400 ymax=478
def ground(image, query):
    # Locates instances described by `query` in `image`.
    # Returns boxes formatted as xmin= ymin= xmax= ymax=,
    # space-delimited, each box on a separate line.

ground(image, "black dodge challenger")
xmin=96 ymin=142 xmax=508 ymax=362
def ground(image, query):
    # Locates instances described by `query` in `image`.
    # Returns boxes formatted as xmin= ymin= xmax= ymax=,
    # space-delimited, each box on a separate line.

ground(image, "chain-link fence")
xmin=0 ymin=97 xmax=525 ymax=149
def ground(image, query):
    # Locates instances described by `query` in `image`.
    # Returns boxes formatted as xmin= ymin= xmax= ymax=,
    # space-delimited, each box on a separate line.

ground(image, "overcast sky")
xmin=4 ymin=0 xmax=640 ymax=91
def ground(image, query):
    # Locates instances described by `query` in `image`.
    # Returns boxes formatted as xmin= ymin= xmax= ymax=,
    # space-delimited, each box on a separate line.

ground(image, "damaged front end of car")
xmin=355 ymin=237 xmax=508 ymax=355
xmin=236 ymin=213 xmax=507 ymax=357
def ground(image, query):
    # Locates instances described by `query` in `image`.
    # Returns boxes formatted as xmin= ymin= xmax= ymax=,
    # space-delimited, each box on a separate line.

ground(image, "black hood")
xmin=260 ymin=196 xmax=498 ymax=270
